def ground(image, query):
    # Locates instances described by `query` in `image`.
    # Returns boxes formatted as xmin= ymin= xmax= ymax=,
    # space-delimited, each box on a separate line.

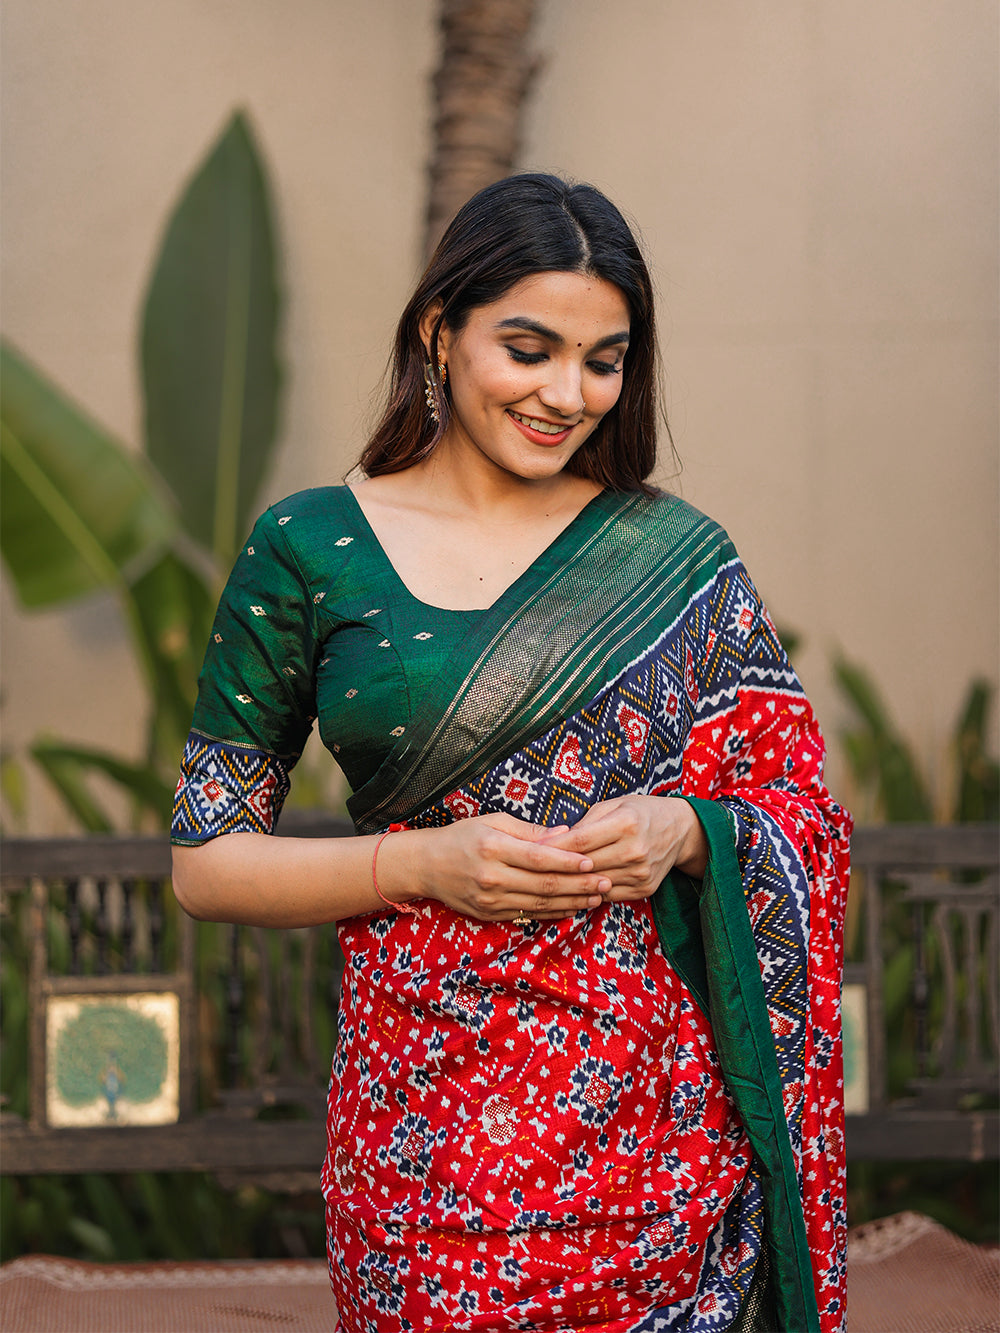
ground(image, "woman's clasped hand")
xmin=382 ymin=795 xmax=708 ymax=922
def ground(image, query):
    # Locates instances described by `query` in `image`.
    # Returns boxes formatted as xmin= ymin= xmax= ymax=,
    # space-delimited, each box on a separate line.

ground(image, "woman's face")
xmin=430 ymin=270 xmax=630 ymax=484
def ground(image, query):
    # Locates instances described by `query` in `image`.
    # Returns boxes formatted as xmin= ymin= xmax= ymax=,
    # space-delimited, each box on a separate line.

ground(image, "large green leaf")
xmin=0 ymin=343 xmax=176 ymax=608
xmin=834 ymin=657 xmax=933 ymax=822
xmin=31 ymin=741 xmax=176 ymax=831
xmin=142 ymin=110 xmax=282 ymax=570
xmin=30 ymin=746 xmax=114 ymax=833
xmin=953 ymin=679 xmax=1000 ymax=823
xmin=128 ymin=550 xmax=217 ymax=762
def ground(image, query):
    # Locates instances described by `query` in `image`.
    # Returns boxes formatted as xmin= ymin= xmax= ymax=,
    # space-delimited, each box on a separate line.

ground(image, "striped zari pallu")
xmin=324 ymin=491 xmax=852 ymax=1333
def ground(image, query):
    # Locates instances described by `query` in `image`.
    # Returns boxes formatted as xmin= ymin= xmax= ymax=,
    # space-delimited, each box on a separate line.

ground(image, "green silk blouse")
xmin=188 ymin=486 xmax=480 ymax=792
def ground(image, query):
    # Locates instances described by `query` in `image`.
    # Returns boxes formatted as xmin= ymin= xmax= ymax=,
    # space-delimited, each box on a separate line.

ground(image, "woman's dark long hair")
xmin=359 ymin=174 xmax=664 ymax=491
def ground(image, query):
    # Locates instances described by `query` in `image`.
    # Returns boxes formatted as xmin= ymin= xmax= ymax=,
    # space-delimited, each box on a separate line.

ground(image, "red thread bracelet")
xmin=372 ymin=823 xmax=419 ymax=914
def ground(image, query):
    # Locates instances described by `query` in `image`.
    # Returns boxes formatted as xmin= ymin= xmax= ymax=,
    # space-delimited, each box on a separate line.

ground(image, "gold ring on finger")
xmin=512 ymin=911 xmax=533 ymax=926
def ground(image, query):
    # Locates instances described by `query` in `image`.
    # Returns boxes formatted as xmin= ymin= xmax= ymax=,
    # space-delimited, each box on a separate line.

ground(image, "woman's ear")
xmin=418 ymin=300 xmax=446 ymax=360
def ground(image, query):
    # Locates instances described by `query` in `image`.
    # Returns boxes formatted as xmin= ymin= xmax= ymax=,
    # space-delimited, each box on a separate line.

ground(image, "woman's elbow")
xmin=171 ymin=845 xmax=216 ymax=920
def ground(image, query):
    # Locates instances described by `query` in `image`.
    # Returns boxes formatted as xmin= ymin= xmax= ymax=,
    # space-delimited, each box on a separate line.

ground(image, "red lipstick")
xmin=506 ymin=410 xmax=576 ymax=446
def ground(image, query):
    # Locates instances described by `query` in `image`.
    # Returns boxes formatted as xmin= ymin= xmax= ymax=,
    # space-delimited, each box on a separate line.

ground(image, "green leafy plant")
xmin=0 ymin=110 xmax=333 ymax=1266
xmin=834 ymin=656 xmax=999 ymax=1242
xmin=1 ymin=109 xmax=281 ymax=830
xmin=0 ymin=106 xmax=359 ymax=1269
xmin=834 ymin=657 xmax=998 ymax=825
xmin=954 ymin=681 xmax=1000 ymax=823
xmin=834 ymin=658 xmax=933 ymax=822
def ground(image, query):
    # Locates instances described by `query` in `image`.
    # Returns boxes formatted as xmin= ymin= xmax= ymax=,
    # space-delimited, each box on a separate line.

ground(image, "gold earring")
xmin=423 ymin=362 xmax=440 ymax=426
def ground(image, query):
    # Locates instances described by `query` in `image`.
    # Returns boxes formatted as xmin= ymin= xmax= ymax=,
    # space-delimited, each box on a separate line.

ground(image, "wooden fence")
xmin=1 ymin=822 xmax=996 ymax=1182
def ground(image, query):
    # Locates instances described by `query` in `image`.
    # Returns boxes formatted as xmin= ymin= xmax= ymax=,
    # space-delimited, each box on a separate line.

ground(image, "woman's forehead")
xmin=472 ymin=271 xmax=631 ymax=339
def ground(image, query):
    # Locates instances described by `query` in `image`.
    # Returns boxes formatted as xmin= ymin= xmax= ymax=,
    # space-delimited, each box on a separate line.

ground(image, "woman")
xmin=171 ymin=174 xmax=851 ymax=1333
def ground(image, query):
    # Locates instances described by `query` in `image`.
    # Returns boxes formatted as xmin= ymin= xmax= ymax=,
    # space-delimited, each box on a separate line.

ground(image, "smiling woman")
xmin=428 ymin=271 xmax=629 ymax=476
xmin=170 ymin=174 xmax=852 ymax=1332
xmin=360 ymin=173 xmax=659 ymax=495
xmin=352 ymin=270 xmax=635 ymax=609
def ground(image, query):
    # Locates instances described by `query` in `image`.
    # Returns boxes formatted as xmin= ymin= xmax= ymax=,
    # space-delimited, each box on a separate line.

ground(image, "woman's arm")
xmin=172 ymin=813 xmax=612 ymax=928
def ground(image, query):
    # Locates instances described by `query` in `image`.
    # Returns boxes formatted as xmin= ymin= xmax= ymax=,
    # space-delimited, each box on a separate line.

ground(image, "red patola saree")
xmin=172 ymin=486 xmax=852 ymax=1332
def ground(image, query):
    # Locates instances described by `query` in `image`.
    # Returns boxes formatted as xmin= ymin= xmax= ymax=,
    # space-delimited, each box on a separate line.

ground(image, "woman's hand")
xmin=170 ymin=801 xmax=705 ymax=930
xmin=378 ymin=813 xmax=612 ymax=922
xmin=537 ymin=796 xmax=708 ymax=900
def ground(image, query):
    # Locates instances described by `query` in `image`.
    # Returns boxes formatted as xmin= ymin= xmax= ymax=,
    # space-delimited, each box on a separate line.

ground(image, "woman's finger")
xmin=459 ymin=878 xmax=606 ymax=922
xmin=480 ymin=828 xmax=597 ymax=876
xmin=503 ymin=897 xmax=598 ymax=920
xmin=481 ymin=813 xmax=570 ymax=843
xmin=465 ymin=850 xmax=609 ymax=901
xmin=538 ymin=807 xmax=630 ymax=858
xmin=493 ymin=866 xmax=610 ymax=899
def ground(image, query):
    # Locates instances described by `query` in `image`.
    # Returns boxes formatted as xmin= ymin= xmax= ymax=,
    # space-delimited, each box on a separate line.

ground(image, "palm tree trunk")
xmin=424 ymin=0 xmax=540 ymax=262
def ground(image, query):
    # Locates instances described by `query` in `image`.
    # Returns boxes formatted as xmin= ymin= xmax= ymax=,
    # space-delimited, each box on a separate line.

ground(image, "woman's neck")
xmin=387 ymin=445 xmax=601 ymax=526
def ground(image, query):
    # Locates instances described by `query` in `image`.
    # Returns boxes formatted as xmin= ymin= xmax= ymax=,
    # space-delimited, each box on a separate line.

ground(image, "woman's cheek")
xmin=602 ymin=376 xmax=625 ymax=413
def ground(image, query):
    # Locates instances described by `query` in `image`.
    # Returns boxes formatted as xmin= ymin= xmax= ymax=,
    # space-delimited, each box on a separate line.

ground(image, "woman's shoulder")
xmin=237 ymin=486 xmax=371 ymax=601
xmin=256 ymin=485 xmax=357 ymax=531
xmin=245 ymin=487 xmax=394 ymax=615
xmin=243 ymin=485 xmax=361 ymax=553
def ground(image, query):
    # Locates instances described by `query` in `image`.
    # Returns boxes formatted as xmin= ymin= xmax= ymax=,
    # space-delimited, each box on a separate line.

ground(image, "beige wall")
xmin=1 ymin=0 xmax=437 ymax=827
xmin=3 ymin=0 xmax=997 ymax=829
xmin=523 ymin=0 xmax=999 ymax=813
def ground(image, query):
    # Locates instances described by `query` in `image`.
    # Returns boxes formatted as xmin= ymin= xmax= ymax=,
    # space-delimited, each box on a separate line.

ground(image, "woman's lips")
xmin=507 ymin=409 xmax=576 ymax=446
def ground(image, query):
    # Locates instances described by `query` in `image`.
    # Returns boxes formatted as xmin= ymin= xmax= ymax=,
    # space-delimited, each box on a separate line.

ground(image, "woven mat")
xmin=847 ymin=1212 xmax=998 ymax=1333
xmin=0 ymin=1212 xmax=997 ymax=1332
xmin=0 ymin=1258 xmax=335 ymax=1332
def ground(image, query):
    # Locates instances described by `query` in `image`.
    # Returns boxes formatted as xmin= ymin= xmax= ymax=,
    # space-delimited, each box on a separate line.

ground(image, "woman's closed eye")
xmin=505 ymin=345 xmax=622 ymax=375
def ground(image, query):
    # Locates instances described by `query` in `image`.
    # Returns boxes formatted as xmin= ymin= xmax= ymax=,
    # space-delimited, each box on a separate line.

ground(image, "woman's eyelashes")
xmin=504 ymin=345 xmax=622 ymax=375
xmin=505 ymin=346 xmax=546 ymax=365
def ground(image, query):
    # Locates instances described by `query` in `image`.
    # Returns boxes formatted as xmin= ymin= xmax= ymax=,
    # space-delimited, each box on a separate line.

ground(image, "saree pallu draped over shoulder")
xmin=324 ymin=491 xmax=851 ymax=1333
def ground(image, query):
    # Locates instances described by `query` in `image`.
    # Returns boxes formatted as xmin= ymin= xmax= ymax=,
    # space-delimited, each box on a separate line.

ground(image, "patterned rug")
xmin=0 ymin=1212 xmax=996 ymax=1332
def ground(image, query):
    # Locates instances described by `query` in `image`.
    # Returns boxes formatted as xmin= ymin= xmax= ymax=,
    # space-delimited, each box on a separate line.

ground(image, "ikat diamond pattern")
xmin=322 ymin=561 xmax=851 ymax=1331
xmin=171 ymin=483 xmax=851 ymax=1333
xmin=171 ymin=733 xmax=291 ymax=844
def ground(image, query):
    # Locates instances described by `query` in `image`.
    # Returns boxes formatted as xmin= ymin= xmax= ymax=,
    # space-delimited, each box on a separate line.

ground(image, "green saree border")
xmin=652 ymin=796 xmax=819 ymax=1333
xmin=349 ymin=491 xmax=733 ymax=833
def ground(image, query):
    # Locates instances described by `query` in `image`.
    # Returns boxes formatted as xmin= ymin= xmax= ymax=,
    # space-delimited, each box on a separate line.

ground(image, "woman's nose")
xmin=538 ymin=362 xmax=585 ymax=417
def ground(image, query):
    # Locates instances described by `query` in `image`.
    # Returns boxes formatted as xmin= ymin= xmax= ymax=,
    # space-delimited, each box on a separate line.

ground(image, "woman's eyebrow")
xmin=593 ymin=330 xmax=631 ymax=350
xmin=494 ymin=316 xmax=630 ymax=349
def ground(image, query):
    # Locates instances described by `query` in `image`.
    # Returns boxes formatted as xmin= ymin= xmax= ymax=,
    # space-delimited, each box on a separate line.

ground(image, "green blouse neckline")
xmin=342 ymin=484 xmax=611 ymax=618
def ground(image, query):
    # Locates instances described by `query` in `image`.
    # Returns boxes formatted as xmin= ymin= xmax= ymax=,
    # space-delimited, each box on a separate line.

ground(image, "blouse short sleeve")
xmin=171 ymin=507 xmax=320 ymax=846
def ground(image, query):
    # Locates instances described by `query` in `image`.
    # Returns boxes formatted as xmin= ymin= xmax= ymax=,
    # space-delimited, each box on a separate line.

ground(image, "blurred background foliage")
xmin=831 ymin=657 xmax=998 ymax=1243
xmin=0 ymin=109 xmax=336 ymax=1264
xmin=1 ymin=109 xmax=291 ymax=833
xmin=1 ymin=100 xmax=997 ymax=1261
xmin=835 ymin=661 xmax=999 ymax=827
